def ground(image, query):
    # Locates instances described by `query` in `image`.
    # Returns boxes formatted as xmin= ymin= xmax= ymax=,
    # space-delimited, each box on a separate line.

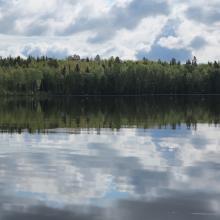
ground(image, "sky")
xmin=0 ymin=0 xmax=219 ymax=62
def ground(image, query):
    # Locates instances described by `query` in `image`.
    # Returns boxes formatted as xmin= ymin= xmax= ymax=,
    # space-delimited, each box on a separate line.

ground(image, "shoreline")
xmin=1 ymin=93 xmax=220 ymax=97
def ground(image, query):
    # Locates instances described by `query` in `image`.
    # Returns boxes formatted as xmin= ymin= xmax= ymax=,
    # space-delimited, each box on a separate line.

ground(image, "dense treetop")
xmin=0 ymin=55 xmax=219 ymax=95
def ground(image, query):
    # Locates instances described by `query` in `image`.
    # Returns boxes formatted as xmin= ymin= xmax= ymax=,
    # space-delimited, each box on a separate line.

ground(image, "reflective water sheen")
xmin=0 ymin=97 xmax=220 ymax=220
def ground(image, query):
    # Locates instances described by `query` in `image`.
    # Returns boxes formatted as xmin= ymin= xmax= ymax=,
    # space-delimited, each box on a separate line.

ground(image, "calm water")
xmin=0 ymin=96 xmax=220 ymax=220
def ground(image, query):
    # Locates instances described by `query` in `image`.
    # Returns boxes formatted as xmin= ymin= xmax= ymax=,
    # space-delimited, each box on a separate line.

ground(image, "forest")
xmin=0 ymin=55 xmax=219 ymax=95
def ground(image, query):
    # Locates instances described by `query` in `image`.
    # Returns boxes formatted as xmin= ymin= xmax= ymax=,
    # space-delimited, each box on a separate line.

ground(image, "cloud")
xmin=186 ymin=5 xmax=220 ymax=24
xmin=190 ymin=36 xmax=207 ymax=50
xmin=0 ymin=0 xmax=170 ymax=38
xmin=62 ymin=0 xmax=170 ymax=43
xmin=1 ymin=125 xmax=220 ymax=218
xmin=1 ymin=195 xmax=220 ymax=220
xmin=21 ymin=44 xmax=71 ymax=59
xmin=0 ymin=0 xmax=217 ymax=61
xmin=136 ymin=44 xmax=192 ymax=62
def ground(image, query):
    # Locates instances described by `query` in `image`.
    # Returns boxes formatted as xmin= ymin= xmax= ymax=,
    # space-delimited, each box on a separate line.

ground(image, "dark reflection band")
xmin=0 ymin=96 xmax=219 ymax=132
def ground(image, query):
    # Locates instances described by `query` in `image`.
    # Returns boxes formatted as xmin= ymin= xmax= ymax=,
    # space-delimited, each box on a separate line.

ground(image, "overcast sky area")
xmin=0 ymin=0 xmax=219 ymax=62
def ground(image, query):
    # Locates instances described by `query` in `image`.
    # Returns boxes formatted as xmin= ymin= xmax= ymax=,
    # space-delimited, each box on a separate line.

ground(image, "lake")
xmin=0 ymin=96 xmax=220 ymax=220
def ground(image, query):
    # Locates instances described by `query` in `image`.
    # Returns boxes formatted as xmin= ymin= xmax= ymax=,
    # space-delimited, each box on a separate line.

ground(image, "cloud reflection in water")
xmin=0 ymin=125 xmax=220 ymax=219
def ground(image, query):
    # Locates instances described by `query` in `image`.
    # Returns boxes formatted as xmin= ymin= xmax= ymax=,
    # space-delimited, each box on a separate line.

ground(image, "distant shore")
xmin=0 ymin=56 xmax=219 ymax=95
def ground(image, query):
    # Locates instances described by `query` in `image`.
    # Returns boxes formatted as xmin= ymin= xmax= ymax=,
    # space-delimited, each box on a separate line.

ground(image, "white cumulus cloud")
xmin=0 ymin=0 xmax=218 ymax=62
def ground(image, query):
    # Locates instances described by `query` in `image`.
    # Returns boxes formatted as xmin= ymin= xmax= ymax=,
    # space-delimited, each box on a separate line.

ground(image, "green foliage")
xmin=0 ymin=56 xmax=219 ymax=95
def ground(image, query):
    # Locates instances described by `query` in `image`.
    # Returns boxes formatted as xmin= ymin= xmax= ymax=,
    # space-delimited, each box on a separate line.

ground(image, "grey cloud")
xmin=0 ymin=13 xmax=18 ymax=34
xmin=0 ymin=0 xmax=11 ymax=7
xmin=186 ymin=6 xmax=220 ymax=24
xmin=111 ymin=0 xmax=169 ymax=29
xmin=24 ymin=22 xmax=49 ymax=36
xmin=0 ymin=1 xmax=57 ymax=36
xmin=190 ymin=36 xmax=207 ymax=50
xmin=0 ymin=0 xmax=170 ymax=39
xmin=88 ymin=30 xmax=114 ymax=44
xmin=62 ymin=0 xmax=170 ymax=43
xmin=0 ymin=205 xmax=104 ymax=220
xmin=114 ymin=195 xmax=220 ymax=220
xmin=1 ymin=194 xmax=220 ymax=220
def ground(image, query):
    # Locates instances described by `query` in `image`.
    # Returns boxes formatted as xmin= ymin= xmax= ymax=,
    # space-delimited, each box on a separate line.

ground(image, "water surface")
xmin=0 ymin=96 xmax=219 ymax=220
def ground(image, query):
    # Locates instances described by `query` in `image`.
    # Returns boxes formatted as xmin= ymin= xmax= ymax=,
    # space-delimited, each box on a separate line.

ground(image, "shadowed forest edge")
xmin=0 ymin=56 xmax=220 ymax=95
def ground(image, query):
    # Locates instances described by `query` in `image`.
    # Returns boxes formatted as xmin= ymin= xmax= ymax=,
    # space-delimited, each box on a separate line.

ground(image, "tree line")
xmin=0 ymin=55 xmax=219 ymax=95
